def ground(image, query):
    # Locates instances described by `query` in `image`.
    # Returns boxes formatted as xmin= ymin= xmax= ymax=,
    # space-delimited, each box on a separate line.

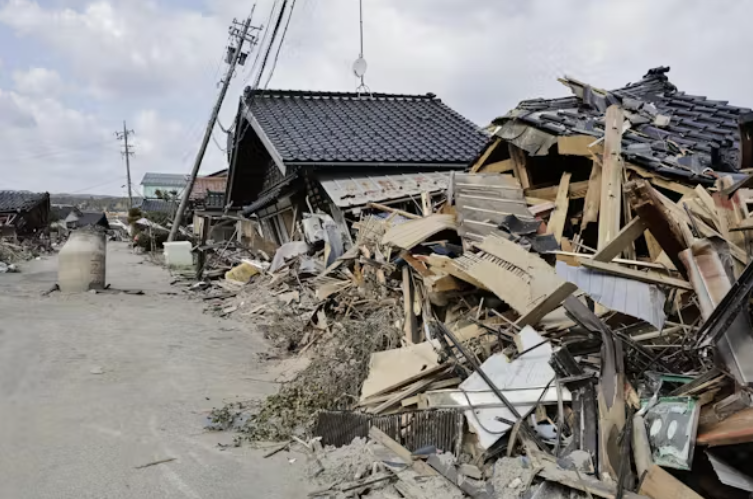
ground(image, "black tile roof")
xmin=498 ymin=66 xmax=753 ymax=178
xmin=74 ymin=212 xmax=109 ymax=229
xmin=0 ymin=191 xmax=49 ymax=212
xmin=243 ymin=88 xmax=489 ymax=166
xmin=138 ymin=198 xmax=177 ymax=214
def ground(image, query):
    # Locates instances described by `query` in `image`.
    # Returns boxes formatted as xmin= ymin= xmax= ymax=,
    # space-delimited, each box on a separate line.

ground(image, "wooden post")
xmin=547 ymin=172 xmax=571 ymax=243
xmin=582 ymin=158 xmax=602 ymax=228
xmin=402 ymin=266 xmax=419 ymax=344
xmin=508 ymin=143 xmax=531 ymax=189
xmin=598 ymin=105 xmax=626 ymax=250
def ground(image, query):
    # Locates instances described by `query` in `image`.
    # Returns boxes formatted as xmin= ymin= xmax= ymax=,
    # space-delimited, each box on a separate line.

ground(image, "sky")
xmin=1 ymin=0 xmax=753 ymax=196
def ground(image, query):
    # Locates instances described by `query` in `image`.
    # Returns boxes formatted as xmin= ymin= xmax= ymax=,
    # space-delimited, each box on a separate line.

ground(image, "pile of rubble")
xmin=192 ymin=69 xmax=753 ymax=498
xmin=0 ymin=236 xmax=53 ymax=272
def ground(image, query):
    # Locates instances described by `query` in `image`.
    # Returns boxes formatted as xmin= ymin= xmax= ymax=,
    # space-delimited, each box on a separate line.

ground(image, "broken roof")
xmin=242 ymin=88 xmax=489 ymax=167
xmin=140 ymin=173 xmax=189 ymax=188
xmin=497 ymin=66 xmax=753 ymax=180
xmin=0 ymin=191 xmax=49 ymax=213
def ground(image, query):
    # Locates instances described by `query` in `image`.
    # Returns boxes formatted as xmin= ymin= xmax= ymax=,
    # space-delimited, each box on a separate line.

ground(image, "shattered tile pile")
xmin=191 ymin=68 xmax=753 ymax=498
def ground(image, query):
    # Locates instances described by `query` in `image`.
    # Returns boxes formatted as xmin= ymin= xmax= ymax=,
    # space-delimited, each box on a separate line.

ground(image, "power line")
xmin=242 ymin=1 xmax=279 ymax=88
xmin=1 ymin=138 xmax=115 ymax=163
xmin=264 ymin=0 xmax=297 ymax=88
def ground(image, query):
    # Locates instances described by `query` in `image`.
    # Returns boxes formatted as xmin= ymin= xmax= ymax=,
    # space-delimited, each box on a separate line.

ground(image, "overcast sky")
xmin=1 ymin=0 xmax=753 ymax=196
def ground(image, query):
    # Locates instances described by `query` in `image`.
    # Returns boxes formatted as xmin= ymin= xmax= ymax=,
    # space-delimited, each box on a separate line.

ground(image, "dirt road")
xmin=0 ymin=243 xmax=307 ymax=498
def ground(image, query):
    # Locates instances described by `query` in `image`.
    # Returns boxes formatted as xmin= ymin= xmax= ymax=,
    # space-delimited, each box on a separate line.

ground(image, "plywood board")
xmin=361 ymin=342 xmax=440 ymax=400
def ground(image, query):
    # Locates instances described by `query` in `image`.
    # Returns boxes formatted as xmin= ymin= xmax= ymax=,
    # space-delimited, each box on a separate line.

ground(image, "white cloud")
xmin=0 ymin=0 xmax=227 ymax=99
xmin=12 ymin=67 xmax=64 ymax=96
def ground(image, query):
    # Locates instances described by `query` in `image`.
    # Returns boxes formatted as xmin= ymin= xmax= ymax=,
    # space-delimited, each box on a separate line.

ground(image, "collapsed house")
xmin=0 ymin=190 xmax=50 ymax=237
xmin=224 ymin=88 xmax=489 ymax=245
xmin=187 ymin=67 xmax=753 ymax=499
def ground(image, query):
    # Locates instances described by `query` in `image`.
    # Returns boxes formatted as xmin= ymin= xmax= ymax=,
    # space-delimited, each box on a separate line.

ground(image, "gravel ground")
xmin=0 ymin=242 xmax=308 ymax=499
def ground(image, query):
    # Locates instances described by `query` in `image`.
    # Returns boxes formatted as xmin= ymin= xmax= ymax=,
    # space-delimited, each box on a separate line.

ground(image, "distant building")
xmin=65 ymin=211 xmax=110 ymax=230
xmin=140 ymin=173 xmax=189 ymax=199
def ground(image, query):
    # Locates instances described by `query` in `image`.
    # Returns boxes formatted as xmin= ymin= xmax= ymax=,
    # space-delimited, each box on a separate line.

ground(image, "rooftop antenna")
xmin=353 ymin=0 xmax=370 ymax=96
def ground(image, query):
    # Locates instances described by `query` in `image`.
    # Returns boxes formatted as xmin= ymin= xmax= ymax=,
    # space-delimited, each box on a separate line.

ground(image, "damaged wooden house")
xmin=465 ymin=65 xmax=753 ymax=388
xmin=0 ymin=190 xmax=51 ymax=238
xmin=224 ymin=88 xmax=489 ymax=245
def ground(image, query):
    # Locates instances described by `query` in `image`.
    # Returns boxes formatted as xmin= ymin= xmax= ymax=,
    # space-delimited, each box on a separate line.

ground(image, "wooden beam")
xmin=592 ymin=216 xmax=648 ymax=262
xmin=546 ymin=172 xmax=571 ymax=243
xmin=515 ymin=282 xmax=578 ymax=328
xmin=402 ymin=266 xmax=419 ymax=344
xmin=368 ymin=427 xmax=438 ymax=478
xmin=627 ymin=180 xmax=689 ymax=277
xmin=598 ymin=105 xmax=626 ymax=251
xmin=508 ymin=143 xmax=531 ymax=189
xmin=367 ymin=202 xmax=421 ymax=220
xmin=580 ymin=259 xmax=694 ymax=290
xmin=478 ymin=159 xmax=513 ymax=173
xmin=582 ymin=159 xmax=602 ymax=228
xmin=470 ymin=138 xmax=501 ymax=173
xmin=626 ymin=163 xmax=695 ymax=196
xmin=526 ymin=180 xmax=590 ymax=201
xmin=644 ymin=230 xmax=663 ymax=262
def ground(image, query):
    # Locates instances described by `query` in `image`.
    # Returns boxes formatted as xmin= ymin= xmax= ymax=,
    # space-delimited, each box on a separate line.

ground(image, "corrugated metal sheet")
xmin=555 ymin=261 xmax=666 ymax=330
xmin=318 ymin=172 xmax=450 ymax=208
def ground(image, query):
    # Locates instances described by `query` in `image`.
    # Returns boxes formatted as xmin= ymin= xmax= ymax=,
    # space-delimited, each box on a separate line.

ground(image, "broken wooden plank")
xmin=627 ymin=180 xmax=689 ymax=277
xmin=420 ymin=254 xmax=489 ymax=291
xmin=580 ymin=259 xmax=693 ymax=290
xmin=402 ymin=266 xmax=419 ymax=344
xmin=368 ymin=427 xmax=438 ymax=477
xmin=478 ymin=159 xmax=513 ymax=173
xmin=401 ymin=251 xmax=433 ymax=278
xmin=546 ymin=172 xmax=572 ymax=243
xmin=364 ymin=363 xmax=451 ymax=401
xmin=526 ymin=180 xmax=590 ymax=201
xmin=592 ymin=216 xmax=648 ymax=262
xmin=456 ymin=234 xmax=577 ymax=325
xmin=626 ymin=162 xmax=695 ymax=196
xmin=367 ymin=202 xmax=421 ymax=220
xmin=509 ymin=143 xmax=531 ymax=189
xmin=536 ymin=461 xmax=649 ymax=499
xmin=598 ymin=105 xmax=626 ymax=251
xmin=638 ymin=464 xmax=704 ymax=499
xmin=470 ymin=137 xmax=501 ymax=173
xmin=582 ymin=159 xmax=603 ymax=228
xmin=370 ymin=376 xmax=440 ymax=414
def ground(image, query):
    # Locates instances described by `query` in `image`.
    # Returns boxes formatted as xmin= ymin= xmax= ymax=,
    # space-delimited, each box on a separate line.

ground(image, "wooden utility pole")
xmin=115 ymin=121 xmax=134 ymax=208
xmin=168 ymin=16 xmax=259 ymax=241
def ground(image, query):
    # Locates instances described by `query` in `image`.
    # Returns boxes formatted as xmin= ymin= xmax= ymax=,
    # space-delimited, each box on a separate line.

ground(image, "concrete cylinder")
xmin=58 ymin=230 xmax=107 ymax=292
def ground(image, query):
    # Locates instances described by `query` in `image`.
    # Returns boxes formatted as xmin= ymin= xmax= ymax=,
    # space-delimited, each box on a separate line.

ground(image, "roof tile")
xmin=243 ymin=89 xmax=489 ymax=166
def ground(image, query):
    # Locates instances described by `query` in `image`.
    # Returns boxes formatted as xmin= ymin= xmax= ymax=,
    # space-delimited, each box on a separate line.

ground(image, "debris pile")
xmin=199 ymin=68 xmax=753 ymax=498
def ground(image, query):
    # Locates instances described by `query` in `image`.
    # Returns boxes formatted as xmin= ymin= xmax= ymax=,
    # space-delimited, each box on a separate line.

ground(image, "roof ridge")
xmin=244 ymin=87 xmax=439 ymax=102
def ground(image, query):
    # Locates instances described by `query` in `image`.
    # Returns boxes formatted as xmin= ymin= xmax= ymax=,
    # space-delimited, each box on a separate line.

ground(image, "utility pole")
xmin=115 ymin=121 xmax=135 ymax=209
xmin=168 ymin=15 xmax=259 ymax=241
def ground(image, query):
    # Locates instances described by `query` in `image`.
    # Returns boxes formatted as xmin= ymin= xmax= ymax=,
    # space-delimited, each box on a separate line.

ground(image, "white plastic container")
xmin=58 ymin=230 xmax=107 ymax=292
xmin=163 ymin=241 xmax=193 ymax=270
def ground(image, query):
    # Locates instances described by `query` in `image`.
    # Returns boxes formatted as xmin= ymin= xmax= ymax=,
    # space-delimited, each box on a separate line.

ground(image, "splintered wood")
xmin=454 ymin=234 xmax=576 ymax=326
